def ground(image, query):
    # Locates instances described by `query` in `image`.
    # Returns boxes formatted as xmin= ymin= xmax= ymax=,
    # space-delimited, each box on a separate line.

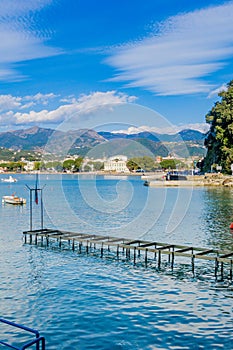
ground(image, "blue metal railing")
xmin=0 ymin=318 xmax=45 ymax=350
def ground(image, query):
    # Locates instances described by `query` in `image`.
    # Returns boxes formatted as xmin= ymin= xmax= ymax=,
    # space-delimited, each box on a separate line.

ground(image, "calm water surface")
xmin=0 ymin=174 xmax=233 ymax=349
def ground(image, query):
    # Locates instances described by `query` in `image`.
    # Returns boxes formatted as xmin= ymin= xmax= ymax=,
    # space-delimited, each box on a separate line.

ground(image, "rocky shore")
xmin=145 ymin=173 xmax=233 ymax=187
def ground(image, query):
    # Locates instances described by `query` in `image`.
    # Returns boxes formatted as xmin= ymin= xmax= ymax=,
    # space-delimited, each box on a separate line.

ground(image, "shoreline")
xmin=144 ymin=174 xmax=233 ymax=187
xmin=2 ymin=171 xmax=233 ymax=187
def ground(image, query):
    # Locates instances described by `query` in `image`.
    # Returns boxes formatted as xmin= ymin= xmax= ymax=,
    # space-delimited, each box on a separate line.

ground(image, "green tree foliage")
xmin=0 ymin=161 xmax=25 ymax=171
xmin=63 ymin=157 xmax=83 ymax=172
xmin=126 ymin=159 xmax=139 ymax=171
xmin=45 ymin=161 xmax=63 ymax=172
xmin=127 ymin=156 xmax=156 ymax=172
xmin=159 ymin=159 xmax=182 ymax=170
xmin=204 ymin=80 xmax=233 ymax=173
xmin=74 ymin=157 xmax=83 ymax=171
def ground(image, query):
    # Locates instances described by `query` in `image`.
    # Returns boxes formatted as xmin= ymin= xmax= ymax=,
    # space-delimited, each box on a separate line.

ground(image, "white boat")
xmin=2 ymin=195 xmax=26 ymax=205
xmin=1 ymin=175 xmax=18 ymax=183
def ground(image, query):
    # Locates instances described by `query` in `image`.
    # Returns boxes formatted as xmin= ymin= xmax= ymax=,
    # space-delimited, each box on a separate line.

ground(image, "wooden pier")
xmin=23 ymin=229 xmax=233 ymax=281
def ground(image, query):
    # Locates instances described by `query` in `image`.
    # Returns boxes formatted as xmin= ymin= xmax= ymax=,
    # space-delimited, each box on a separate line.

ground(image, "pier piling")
xmin=23 ymin=229 xmax=233 ymax=281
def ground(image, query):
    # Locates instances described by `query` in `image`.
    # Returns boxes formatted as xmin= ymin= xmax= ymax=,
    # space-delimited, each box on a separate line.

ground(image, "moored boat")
xmin=2 ymin=195 xmax=26 ymax=205
xmin=1 ymin=175 xmax=18 ymax=183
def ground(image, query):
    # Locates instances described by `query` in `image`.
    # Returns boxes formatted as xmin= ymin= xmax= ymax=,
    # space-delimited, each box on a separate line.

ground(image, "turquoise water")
xmin=1 ymin=174 xmax=233 ymax=349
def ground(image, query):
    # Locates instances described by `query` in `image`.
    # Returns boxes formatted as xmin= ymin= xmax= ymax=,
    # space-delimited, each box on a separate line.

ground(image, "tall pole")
xmin=41 ymin=188 xmax=43 ymax=230
xmin=30 ymin=188 xmax=32 ymax=231
xmin=26 ymin=183 xmax=45 ymax=232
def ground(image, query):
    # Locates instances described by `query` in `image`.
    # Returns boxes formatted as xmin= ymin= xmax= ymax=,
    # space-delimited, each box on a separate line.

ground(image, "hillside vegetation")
xmin=204 ymin=80 xmax=233 ymax=173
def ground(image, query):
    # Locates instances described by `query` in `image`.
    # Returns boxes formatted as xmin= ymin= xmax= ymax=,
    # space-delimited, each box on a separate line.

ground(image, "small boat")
xmin=2 ymin=195 xmax=26 ymax=205
xmin=1 ymin=175 xmax=17 ymax=183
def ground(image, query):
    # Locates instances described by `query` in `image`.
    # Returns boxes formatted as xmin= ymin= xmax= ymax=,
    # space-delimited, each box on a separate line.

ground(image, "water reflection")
xmin=201 ymin=187 xmax=233 ymax=251
xmin=1 ymin=175 xmax=233 ymax=349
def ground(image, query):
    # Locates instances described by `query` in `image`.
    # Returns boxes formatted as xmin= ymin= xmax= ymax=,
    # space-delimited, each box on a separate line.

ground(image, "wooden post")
xmin=215 ymin=258 xmax=219 ymax=279
xmin=191 ymin=255 xmax=195 ymax=275
xmin=220 ymin=262 xmax=224 ymax=280
xmin=145 ymin=249 xmax=148 ymax=267
xmin=171 ymin=251 xmax=174 ymax=270
xmin=138 ymin=243 xmax=141 ymax=257
xmin=101 ymin=243 xmax=103 ymax=258
xmin=158 ymin=250 xmax=161 ymax=268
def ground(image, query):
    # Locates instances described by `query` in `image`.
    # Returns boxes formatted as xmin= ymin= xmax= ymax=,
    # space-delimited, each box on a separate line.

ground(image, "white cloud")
xmin=0 ymin=92 xmax=58 ymax=112
xmin=0 ymin=91 xmax=137 ymax=125
xmin=106 ymin=2 xmax=233 ymax=96
xmin=0 ymin=94 xmax=21 ymax=111
xmin=22 ymin=92 xmax=58 ymax=106
xmin=112 ymin=123 xmax=210 ymax=135
xmin=207 ymin=83 xmax=228 ymax=98
xmin=0 ymin=0 xmax=61 ymax=81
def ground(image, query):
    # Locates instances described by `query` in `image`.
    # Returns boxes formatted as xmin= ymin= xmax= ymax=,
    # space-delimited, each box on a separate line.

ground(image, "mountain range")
xmin=0 ymin=126 xmax=207 ymax=158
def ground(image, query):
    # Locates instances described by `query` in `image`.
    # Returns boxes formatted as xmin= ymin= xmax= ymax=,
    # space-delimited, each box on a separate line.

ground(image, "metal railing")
xmin=0 ymin=318 xmax=45 ymax=350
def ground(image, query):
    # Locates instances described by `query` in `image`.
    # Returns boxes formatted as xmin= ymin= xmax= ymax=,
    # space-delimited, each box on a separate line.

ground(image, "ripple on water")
xmin=1 ymin=177 xmax=233 ymax=349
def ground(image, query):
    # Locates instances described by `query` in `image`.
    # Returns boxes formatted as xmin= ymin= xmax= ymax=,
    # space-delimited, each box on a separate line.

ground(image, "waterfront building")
xmin=104 ymin=155 xmax=130 ymax=173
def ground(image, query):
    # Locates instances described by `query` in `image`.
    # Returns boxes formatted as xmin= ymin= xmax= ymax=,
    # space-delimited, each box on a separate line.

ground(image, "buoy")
xmin=229 ymin=222 xmax=233 ymax=230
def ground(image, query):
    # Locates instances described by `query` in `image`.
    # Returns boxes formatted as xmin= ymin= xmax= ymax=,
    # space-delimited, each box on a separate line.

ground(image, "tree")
xmin=160 ymin=159 xmax=178 ymax=170
xmin=62 ymin=157 xmax=83 ymax=172
xmin=73 ymin=157 xmax=83 ymax=172
xmin=204 ymin=80 xmax=233 ymax=173
xmin=63 ymin=159 xmax=75 ymax=172
xmin=127 ymin=159 xmax=139 ymax=171
xmin=127 ymin=156 xmax=156 ymax=172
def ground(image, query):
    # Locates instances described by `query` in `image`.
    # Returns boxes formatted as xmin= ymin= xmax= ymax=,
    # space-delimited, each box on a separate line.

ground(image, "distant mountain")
xmin=98 ymin=129 xmax=206 ymax=143
xmin=0 ymin=126 xmax=206 ymax=157
xmin=0 ymin=126 xmax=105 ymax=152
xmin=0 ymin=126 xmax=55 ymax=150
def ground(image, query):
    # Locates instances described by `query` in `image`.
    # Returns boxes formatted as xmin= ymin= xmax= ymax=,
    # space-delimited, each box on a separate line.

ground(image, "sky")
xmin=0 ymin=0 xmax=233 ymax=134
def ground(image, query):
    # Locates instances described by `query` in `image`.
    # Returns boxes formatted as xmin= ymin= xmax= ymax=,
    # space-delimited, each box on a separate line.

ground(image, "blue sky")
xmin=0 ymin=0 xmax=233 ymax=133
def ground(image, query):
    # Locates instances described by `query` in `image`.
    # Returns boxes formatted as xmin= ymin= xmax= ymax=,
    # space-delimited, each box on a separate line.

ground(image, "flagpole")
xmin=25 ymin=174 xmax=46 ymax=231
xmin=41 ymin=188 xmax=43 ymax=230
xmin=30 ymin=188 xmax=32 ymax=231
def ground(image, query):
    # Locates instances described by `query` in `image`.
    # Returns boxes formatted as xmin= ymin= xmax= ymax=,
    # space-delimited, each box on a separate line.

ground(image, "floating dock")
xmin=23 ymin=229 xmax=233 ymax=281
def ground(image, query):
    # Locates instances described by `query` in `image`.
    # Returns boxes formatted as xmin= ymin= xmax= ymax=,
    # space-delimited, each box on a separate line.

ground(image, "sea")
xmin=0 ymin=174 xmax=233 ymax=349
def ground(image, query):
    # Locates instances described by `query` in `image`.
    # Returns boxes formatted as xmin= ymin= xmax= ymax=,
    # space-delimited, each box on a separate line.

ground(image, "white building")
xmin=23 ymin=161 xmax=35 ymax=172
xmin=104 ymin=155 xmax=130 ymax=173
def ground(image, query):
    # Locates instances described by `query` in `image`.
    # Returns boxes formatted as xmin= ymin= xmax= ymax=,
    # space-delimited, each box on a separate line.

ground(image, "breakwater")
xmin=145 ymin=173 xmax=233 ymax=187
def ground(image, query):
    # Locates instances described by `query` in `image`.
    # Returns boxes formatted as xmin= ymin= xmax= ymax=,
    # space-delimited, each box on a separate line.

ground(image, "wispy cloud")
xmin=0 ymin=91 xmax=137 ymax=126
xmin=106 ymin=2 xmax=233 ymax=96
xmin=0 ymin=0 xmax=61 ymax=81
xmin=111 ymin=123 xmax=210 ymax=135
xmin=207 ymin=83 xmax=228 ymax=98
